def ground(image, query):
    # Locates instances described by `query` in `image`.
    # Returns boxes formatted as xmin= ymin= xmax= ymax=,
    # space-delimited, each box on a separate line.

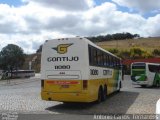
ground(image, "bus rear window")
xmin=132 ymin=63 xmax=146 ymax=69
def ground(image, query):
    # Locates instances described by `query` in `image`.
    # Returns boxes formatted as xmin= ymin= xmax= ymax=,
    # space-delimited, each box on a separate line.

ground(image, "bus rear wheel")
xmin=102 ymin=86 xmax=107 ymax=101
xmin=141 ymin=85 xmax=147 ymax=88
xmin=156 ymin=81 xmax=160 ymax=87
xmin=117 ymin=81 xmax=121 ymax=92
xmin=97 ymin=87 xmax=103 ymax=103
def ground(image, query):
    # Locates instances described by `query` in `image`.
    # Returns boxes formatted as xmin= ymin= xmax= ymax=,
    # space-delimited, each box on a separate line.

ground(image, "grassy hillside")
xmin=96 ymin=37 xmax=160 ymax=52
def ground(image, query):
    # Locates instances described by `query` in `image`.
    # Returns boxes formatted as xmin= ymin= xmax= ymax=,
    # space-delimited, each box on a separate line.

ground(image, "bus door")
xmin=147 ymin=65 xmax=160 ymax=85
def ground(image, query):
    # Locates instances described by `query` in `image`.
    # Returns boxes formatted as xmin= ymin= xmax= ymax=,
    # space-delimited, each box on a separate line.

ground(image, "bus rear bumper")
xmin=132 ymin=81 xmax=148 ymax=85
xmin=41 ymin=91 xmax=96 ymax=103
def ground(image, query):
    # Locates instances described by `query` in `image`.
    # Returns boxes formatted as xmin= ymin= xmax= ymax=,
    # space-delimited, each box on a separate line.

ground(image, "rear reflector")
xmin=47 ymin=75 xmax=79 ymax=79
xmin=47 ymin=81 xmax=79 ymax=85
xmin=83 ymin=80 xmax=88 ymax=89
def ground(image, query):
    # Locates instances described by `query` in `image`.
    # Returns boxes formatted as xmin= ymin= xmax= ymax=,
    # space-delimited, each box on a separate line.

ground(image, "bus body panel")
xmin=41 ymin=38 xmax=89 ymax=80
xmin=154 ymin=73 xmax=160 ymax=86
xmin=41 ymin=38 xmax=89 ymax=102
xmin=147 ymin=69 xmax=156 ymax=86
xmin=42 ymin=79 xmax=105 ymax=102
xmin=89 ymin=66 xmax=121 ymax=94
xmin=41 ymin=37 xmax=122 ymax=102
xmin=41 ymin=77 xmax=120 ymax=102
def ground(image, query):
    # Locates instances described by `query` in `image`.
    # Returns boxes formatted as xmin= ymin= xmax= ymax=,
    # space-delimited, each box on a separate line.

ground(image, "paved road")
xmin=0 ymin=75 xmax=160 ymax=119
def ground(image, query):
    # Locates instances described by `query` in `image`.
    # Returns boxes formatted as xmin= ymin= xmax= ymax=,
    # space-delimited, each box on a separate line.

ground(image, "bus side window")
xmin=101 ymin=52 xmax=104 ymax=66
xmin=103 ymin=53 xmax=106 ymax=67
xmin=97 ymin=50 xmax=101 ymax=66
xmin=106 ymin=54 xmax=109 ymax=67
xmin=110 ymin=56 xmax=113 ymax=67
xmin=113 ymin=57 xmax=116 ymax=68
xmin=89 ymin=46 xmax=93 ymax=65
xmin=149 ymin=65 xmax=159 ymax=73
xmin=158 ymin=66 xmax=160 ymax=73
xmin=116 ymin=59 xmax=120 ymax=69
xmin=100 ymin=51 xmax=103 ymax=66
xmin=93 ymin=48 xmax=97 ymax=66
xmin=108 ymin=55 xmax=110 ymax=67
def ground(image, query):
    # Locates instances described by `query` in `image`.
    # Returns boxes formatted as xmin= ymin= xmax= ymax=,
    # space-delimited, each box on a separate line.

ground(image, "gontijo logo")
xmin=52 ymin=43 xmax=73 ymax=54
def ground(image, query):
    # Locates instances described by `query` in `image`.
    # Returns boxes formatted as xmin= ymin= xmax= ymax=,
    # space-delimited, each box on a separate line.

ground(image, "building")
xmin=122 ymin=57 xmax=160 ymax=66
xmin=122 ymin=57 xmax=160 ymax=74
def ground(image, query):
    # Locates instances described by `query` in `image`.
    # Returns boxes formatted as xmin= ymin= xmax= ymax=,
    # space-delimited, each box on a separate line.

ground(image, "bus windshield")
xmin=132 ymin=63 xmax=146 ymax=69
xmin=131 ymin=63 xmax=146 ymax=76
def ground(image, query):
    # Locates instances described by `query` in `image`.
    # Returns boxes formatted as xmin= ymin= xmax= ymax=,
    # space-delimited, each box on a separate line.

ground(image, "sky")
xmin=0 ymin=0 xmax=160 ymax=53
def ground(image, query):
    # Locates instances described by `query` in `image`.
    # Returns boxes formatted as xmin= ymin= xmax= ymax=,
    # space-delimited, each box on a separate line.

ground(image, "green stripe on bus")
xmin=153 ymin=73 xmax=160 ymax=86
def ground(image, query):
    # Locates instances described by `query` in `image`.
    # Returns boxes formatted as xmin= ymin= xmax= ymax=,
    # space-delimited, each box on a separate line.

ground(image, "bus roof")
xmin=131 ymin=62 xmax=160 ymax=65
xmin=45 ymin=37 xmax=121 ymax=60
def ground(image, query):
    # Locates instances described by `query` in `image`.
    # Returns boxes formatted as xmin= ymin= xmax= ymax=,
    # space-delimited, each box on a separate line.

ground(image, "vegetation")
xmin=152 ymin=49 xmax=160 ymax=56
xmin=36 ymin=45 xmax=42 ymax=53
xmin=0 ymin=35 xmax=159 ymax=74
xmin=0 ymin=44 xmax=25 ymax=79
xmin=107 ymin=48 xmax=119 ymax=54
xmin=0 ymin=44 xmax=25 ymax=70
xmin=21 ymin=53 xmax=41 ymax=73
xmin=107 ymin=47 xmax=154 ymax=59
xmin=87 ymin=32 xmax=140 ymax=42
xmin=97 ymin=37 xmax=160 ymax=52
xmin=36 ymin=32 xmax=140 ymax=53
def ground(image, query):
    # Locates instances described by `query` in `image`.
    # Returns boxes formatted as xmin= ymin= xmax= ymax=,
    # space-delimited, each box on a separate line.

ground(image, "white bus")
xmin=1 ymin=70 xmax=35 ymax=79
xmin=41 ymin=37 xmax=122 ymax=103
xmin=11 ymin=70 xmax=35 ymax=78
xmin=156 ymin=99 xmax=160 ymax=120
xmin=131 ymin=62 xmax=160 ymax=87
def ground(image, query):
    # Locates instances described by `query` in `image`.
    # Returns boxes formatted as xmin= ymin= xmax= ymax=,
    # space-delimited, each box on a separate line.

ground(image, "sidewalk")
xmin=0 ymin=73 xmax=41 ymax=86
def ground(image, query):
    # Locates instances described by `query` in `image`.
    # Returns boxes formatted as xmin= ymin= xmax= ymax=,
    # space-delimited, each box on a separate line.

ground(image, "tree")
xmin=152 ymin=49 xmax=160 ymax=56
xmin=36 ymin=44 xmax=42 ymax=53
xmin=87 ymin=32 xmax=140 ymax=42
xmin=0 ymin=44 xmax=25 ymax=73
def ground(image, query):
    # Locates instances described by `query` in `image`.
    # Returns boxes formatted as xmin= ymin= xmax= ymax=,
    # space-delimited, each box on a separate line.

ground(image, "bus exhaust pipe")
xmin=48 ymin=98 xmax=51 ymax=101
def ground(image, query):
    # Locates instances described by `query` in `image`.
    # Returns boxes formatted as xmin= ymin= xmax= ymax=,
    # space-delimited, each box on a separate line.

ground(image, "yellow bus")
xmin=41 ymin=37 xmax=122 ymax=103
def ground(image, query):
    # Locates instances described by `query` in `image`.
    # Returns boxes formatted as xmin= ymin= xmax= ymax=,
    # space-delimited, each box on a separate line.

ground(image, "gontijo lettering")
xmin=47 ymin=56 xmax=79 ymax=62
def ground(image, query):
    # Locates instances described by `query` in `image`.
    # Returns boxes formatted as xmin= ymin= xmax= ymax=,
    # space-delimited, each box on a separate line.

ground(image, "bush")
xmin=129 ymin=47 xmax=152 ymax=59
xmin=152 ymin=49 xmax=160 ymax=56
xmin=106 ymin=47 xmax=153 ymax=59
xmin=119 ymin=50 xmax=131 ymax=59
xmin=117 ymin=48 xmax=152 ymax=59
xmin=130 ymin=47 xmax=144 ymax=59
xmin=107 ymin=48 xmax=119 ymax=54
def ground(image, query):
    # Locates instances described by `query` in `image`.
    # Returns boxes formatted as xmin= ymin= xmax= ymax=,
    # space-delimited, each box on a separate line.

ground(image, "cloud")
xmin=112 ymin=0 xmax=160 ymax=13
xmin=22 ymin=0 xmax=95 ymax=11
xmin=0 ymin=4 xmax=19 ymax=34
xmin=81 ymin=2 xmax=147 ymax=36
xmin=0 ymin=1 xmax=160 ymax=53
xmin=143 ymin=14 xmax=160 ymax=36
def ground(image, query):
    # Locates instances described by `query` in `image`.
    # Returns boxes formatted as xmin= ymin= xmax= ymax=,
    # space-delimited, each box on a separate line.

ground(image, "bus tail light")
xmin=41 ymin=80 xmax=44 ymax=88
xmin=83 ymin=80 xmax=88 ymax=89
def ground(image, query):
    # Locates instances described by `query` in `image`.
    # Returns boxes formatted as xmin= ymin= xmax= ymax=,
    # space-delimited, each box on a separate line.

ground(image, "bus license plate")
xmin=61 ymin=85 xmax=69 ymax=88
